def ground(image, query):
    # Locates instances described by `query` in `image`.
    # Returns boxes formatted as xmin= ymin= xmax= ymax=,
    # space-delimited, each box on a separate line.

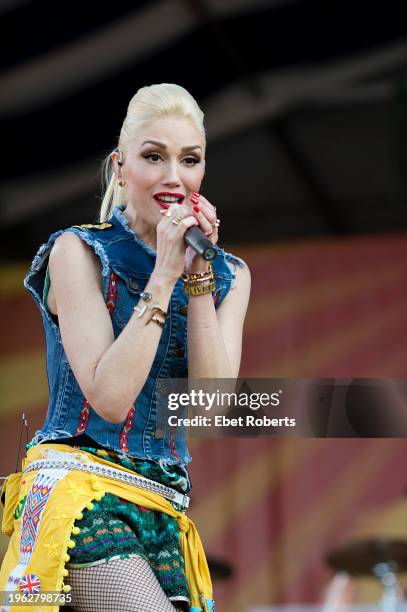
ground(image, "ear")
xmin=111 ymin=151 xmax=120 ymax=178
xmin=111 ymin=150 xmax=124 ymax=179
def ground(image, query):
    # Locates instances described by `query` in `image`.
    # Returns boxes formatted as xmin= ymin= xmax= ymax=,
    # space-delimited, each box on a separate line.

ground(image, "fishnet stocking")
xmin=66 ymin=555 xmax=188 ymax=612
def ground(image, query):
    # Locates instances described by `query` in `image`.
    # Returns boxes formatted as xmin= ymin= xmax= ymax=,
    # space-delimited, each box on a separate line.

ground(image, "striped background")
xmin=2 ymin=232 xmax=407 ymax=610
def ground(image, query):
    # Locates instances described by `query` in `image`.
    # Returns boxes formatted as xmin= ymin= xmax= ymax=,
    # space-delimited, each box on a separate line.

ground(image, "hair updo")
xmin=99 ymin=83 xmax=206 ymax=222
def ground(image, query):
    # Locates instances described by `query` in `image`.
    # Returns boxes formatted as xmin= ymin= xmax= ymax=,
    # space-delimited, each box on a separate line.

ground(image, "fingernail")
xmin=193 ymin=206 xmax=200 ymax=213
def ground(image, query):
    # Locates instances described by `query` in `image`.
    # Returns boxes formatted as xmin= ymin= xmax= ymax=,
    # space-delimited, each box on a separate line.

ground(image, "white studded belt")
xmin=23 ymin=458 xmax=190 ymax=511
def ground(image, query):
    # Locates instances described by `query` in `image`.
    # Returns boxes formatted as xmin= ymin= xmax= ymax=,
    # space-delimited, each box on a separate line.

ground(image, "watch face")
xmin=140 ymin=291 xmax=152 ymax=302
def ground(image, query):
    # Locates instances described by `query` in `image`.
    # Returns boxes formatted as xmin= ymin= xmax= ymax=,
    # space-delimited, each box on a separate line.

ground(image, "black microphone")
xmin=184 ymin=226 xmax=217 ymax=261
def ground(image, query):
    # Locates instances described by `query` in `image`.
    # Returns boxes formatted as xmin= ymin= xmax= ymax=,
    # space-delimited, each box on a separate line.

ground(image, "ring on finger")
xmin=160 ymin=209 xmax=172 ymax=217
xmin=171 ymin=214 xmax=183 ymax=226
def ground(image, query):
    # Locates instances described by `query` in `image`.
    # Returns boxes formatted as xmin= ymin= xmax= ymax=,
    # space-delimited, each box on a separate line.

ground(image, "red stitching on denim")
xmin=106 ymin=272 xmax=118 ymax=315
xmin=170 ymin=431 xmax=181 ymax=462
xmin=75 ymin=399 xmax=90 ymax=435
xmin=213 ymin=288 xmax=221 ymax=305
xmin=74 ymin=271 xmax=119 ymax=436
xmin=119 ymin=405 xmax=136 ymax=452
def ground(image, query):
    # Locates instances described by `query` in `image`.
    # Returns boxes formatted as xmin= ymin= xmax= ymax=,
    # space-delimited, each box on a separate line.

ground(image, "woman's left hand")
xmin=184 ymin=193 xmax=219 ymax=274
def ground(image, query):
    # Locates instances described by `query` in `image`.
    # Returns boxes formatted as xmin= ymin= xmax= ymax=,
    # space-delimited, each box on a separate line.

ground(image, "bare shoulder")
xmin=48 ymin=232 xmax=103 ymax=314
xmin=217 ymin=256 xmax=251 ymax=318
xmin=226 ymin=255 xmax=251 ymax=298
xmin=233 ymin=258 xmax=251 ymax=292
xmin=49 ymin=232 xmax=102 ymax=284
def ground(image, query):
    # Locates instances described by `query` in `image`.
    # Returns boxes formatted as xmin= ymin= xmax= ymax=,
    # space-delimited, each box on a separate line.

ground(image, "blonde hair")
xmin=99 ymin=83 xmax=206 ymax=222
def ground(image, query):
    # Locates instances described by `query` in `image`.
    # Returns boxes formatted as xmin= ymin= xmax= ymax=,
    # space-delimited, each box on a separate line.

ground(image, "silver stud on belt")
xmin=23 ymin=459 xmax=190 ymax=510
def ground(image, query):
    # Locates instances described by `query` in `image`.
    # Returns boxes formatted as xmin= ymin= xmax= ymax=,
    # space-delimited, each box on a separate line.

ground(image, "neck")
xmin=122 ymin=206 xmax=157 ymax=251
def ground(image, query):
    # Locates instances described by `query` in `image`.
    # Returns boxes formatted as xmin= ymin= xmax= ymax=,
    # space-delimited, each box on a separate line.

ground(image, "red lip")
xmin=153 ymin=192 xmax=185 ymax=208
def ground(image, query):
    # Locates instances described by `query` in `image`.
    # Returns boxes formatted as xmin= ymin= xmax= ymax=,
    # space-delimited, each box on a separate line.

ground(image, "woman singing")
xmin=0 ymin=83 xmax=250 ymax=612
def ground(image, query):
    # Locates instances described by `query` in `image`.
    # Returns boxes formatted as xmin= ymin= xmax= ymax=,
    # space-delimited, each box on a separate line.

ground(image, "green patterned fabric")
xmin=68 ymin=447 xmax=191 ymax=603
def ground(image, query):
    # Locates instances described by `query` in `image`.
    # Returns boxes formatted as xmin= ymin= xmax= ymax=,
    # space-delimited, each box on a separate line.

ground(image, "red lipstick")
xmin=153 ymin=192 xmax=185 ymax=209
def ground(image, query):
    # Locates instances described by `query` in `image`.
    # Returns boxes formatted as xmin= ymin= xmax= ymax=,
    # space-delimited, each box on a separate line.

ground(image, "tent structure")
xmin=1 ymin=0 xmax=407 ymax=260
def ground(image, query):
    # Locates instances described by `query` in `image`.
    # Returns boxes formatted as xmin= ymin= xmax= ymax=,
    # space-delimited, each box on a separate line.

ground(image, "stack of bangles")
xmin=182 ymin=264 xmax=215 ymax=296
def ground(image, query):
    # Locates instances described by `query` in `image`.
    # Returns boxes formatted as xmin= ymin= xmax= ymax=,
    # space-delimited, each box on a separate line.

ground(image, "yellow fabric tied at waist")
xmin=0 ymin=444 xmax=213 ymax=612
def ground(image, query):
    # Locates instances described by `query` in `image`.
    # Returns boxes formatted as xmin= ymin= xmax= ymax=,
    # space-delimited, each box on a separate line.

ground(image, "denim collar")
xmin=112 ymin=204 xmax=157 ymax=258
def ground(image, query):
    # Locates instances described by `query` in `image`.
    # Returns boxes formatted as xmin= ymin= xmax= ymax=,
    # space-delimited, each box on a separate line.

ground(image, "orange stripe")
xmin=189 ymin=440 xmax=318 ymax=546
xmin=222 ymin=439 xmax=403 ymax=611
xmin=244 ymin=260 xmax=407 ymax=336
xmin=243 ymin=294 xmax=407 ymax=377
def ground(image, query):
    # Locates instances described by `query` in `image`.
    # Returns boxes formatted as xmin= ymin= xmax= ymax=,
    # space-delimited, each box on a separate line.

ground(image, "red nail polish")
xmin=193 ymin=206 xmax=200 ymax=213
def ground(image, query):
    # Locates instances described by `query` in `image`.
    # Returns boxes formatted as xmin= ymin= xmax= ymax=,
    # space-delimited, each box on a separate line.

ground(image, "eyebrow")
xmin=140 ymin=140 xmax=202 ymax=153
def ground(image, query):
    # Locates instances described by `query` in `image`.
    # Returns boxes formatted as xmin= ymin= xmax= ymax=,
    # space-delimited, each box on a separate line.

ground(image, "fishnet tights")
xmin=65 ymin=555 xmax=188 ymax=612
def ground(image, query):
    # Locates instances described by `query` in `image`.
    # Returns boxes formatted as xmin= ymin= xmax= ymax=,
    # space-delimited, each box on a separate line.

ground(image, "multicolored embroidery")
xmin=170 ymin=431 xmax=181 ymax=463
xmin=75 ymin=399 xmax=90 ymax=435
xmin=4 ymin=469 xmax=69 ymax=607
xmin=106 ymin=271 xmax=118 ymax=315
xmin=21 ymin=479 xmax=55 ymax=556
xmin=13 ymin=496 xmax=27 ymax=521
xmin=74 ymin=271 xmax=119 ymax=436
xmin=212 ymin=287 xmax=221 ymax=306
xmin=119 ymin=405 xmax=136 ymax=452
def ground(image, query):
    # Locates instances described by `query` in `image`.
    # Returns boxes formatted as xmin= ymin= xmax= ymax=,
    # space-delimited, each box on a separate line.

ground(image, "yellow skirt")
xmin=0 ymin=444 xmax=214 ymax=612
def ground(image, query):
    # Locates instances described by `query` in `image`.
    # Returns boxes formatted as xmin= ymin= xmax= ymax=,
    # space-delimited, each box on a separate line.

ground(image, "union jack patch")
xmin=19 ymin=573 xmax=41 ymax=594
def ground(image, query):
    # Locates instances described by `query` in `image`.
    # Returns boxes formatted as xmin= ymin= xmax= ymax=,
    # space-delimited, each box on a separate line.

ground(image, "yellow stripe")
xmin=223 ymin=439 xmax=403 ymax=612
xmin=244 ymin=261 xmax=405 ymax=335
xmin=0 ymin=350 xmax=48 ymax=416
xmin=244 ymin=294 xmax=407 ymax=377
xmin=189 ymin=439 xmax=317 ymax=547
xmin=0 ymin=264 xmax=29 ymax=297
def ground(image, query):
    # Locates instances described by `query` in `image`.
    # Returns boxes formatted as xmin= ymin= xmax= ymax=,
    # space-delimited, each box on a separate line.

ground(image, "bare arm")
xmin=187 ymin=262 xmax=251 ymax=379
xmin=49 ymin=232 xmax=175 ymax=424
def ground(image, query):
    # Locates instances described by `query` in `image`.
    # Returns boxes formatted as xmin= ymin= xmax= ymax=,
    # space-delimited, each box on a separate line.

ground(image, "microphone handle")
xmin=184 ymin=226 xmax=217 ymax=261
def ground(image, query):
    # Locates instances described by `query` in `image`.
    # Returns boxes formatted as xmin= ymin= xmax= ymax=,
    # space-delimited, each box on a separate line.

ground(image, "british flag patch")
xmin=19 ymin=573 xmax=41 ymax=594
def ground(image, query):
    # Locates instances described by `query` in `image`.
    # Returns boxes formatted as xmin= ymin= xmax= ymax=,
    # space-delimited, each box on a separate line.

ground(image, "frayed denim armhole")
xmin=223 ymin=251 xmax=247 ymax=290
xmin=65 ymin=227 xmax=111 ymax=300
xmin=24 ymin=229 xmax=66 ymax=333
xmin=24 ymin=227 xmax=111 ymax=329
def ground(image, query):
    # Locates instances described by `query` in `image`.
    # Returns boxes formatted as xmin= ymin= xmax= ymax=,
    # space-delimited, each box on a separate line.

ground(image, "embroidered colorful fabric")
xmin=67 ymin=447 xmax=192 ymax=605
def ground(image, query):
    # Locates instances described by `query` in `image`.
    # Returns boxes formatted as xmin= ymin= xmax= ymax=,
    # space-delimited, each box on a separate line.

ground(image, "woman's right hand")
xmin=153 ymin=202 xmax=199 ymax=283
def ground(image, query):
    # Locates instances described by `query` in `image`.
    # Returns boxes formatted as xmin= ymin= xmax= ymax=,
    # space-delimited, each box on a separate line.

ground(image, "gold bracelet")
xmin=149 ymin=314 xmax=166 ymax=328
xmin=134 ymin=299 xmax=168 ymax=326
xmin=148 ymin=302 xmax=168 ymax=321
xmin=181 ymin=264 xmax=212 ymax=282
xmin=184 ymin=280 xmax=215 ymax=296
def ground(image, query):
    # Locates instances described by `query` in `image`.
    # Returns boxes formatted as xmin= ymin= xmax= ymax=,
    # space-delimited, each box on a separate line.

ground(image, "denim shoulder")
xmin=23 ymin=224 xmax=111 ymax=329
xmin=215 ymin=245 xmax=248 ymax=290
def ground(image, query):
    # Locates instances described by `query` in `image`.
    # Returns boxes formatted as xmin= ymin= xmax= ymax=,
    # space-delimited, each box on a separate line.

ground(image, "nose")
xmin=163 ymin=159 xmax=181 ymax=188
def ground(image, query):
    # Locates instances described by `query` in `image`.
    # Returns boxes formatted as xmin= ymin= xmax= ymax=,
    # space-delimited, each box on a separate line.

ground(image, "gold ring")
xmin=171 ymin=215 xmax=183 ymax=226
xmin=159 ymin=209 xmax=172 ymax=217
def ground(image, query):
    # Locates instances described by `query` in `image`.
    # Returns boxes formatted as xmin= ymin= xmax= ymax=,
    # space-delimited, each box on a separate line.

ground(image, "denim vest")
xmin=24 ymin=205 xmax=244 ymax=468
